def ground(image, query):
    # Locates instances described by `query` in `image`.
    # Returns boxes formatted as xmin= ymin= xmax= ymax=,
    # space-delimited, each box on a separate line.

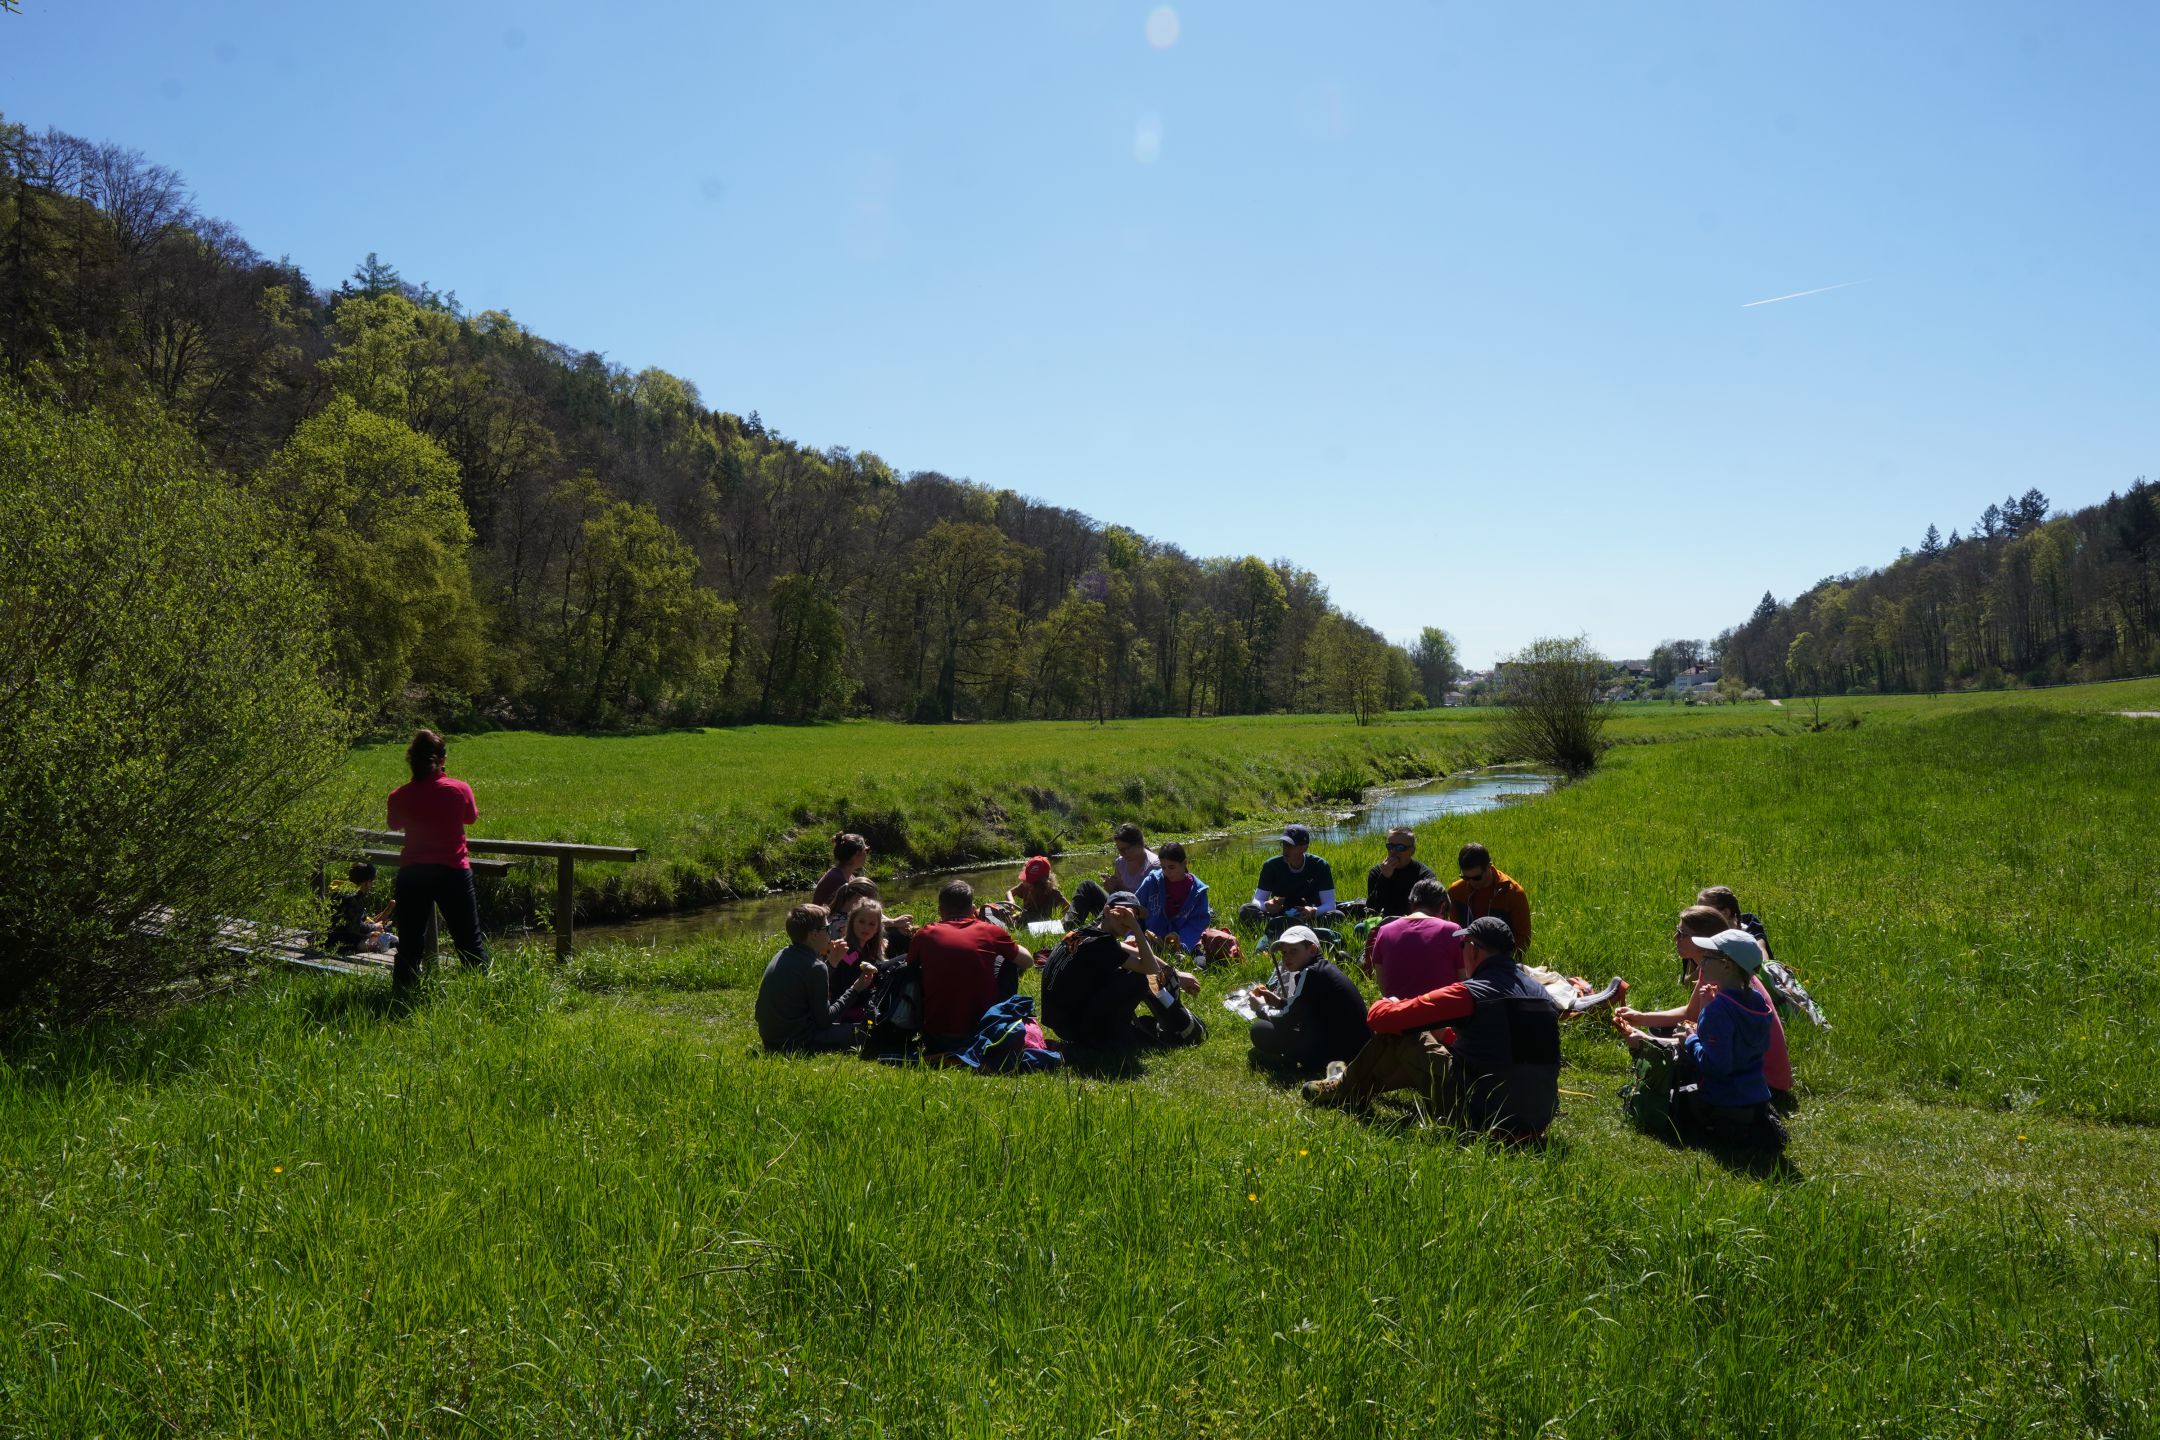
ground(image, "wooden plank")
xmin=355 ymin=829 xmax=643 ymax=863
xmin=358 ymin=848 xmax=514 ymax=878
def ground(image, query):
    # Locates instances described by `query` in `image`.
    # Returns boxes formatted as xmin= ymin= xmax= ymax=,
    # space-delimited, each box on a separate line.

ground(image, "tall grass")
xmin=6 ymin=694 xmax=2159 ymax=1433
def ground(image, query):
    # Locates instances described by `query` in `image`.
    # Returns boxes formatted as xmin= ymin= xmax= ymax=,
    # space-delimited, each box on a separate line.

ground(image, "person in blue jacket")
xmin=1134 ymin=841 xmax=1211 ymax=956
xmin=1617 ymin=928 xmax=1783 ymax=1151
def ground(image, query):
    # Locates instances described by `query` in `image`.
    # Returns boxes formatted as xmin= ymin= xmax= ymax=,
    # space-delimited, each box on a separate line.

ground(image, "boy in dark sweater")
xmin=1246 ymin=925 xmax=1371 ymax=1076
xmin=756 ymin=904 xmax=875 ymax=1054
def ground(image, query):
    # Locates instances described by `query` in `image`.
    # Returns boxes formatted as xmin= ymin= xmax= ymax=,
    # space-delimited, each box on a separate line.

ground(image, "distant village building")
xmin=1673 ymin=664 xmax=1722 ymax=692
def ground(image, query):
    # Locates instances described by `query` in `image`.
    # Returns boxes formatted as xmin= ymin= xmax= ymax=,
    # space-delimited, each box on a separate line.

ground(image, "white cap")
xmin=1276 ymin=925 xmax=1321 ymax=948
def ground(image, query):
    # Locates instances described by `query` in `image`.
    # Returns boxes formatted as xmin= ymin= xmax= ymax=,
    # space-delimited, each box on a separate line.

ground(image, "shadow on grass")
xmin=292 ymin=978 xmax=413 ymax=1028
xmin=1058 ymin=1046 xmax=1152 ymax=1081
xmin=0 ymin=968 xmax=420 ymax=1096
xmin=1630 ymin=1119 xmax=1806 ymax=1183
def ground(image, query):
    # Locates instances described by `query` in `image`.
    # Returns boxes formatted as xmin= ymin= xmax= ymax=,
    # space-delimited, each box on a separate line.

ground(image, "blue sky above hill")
xmin=7 ymin=1 xmax=2154 ymax=663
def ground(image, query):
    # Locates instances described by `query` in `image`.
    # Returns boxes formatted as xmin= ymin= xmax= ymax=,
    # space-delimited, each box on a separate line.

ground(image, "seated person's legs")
xmin=797 ymin=1022 xmax=861 ymax=1055
xmin=1249 ymin=1015 xmax=1322 ymax=1075
xmin=1069 ymin=967 xmax=1155 ymax=1050
xmin=1306 ymin=1030 xmax=1449 ymax=1109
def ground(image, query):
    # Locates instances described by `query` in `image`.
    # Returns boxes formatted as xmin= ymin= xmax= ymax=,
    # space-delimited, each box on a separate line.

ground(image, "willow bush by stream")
xmin=0 ymin=387 xmax=350 ymax=1030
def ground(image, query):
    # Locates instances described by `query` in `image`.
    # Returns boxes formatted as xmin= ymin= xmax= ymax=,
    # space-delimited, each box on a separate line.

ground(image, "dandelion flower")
xmin=273 ymin=1166 xmax=283 ymax=1174
xmin=1298 ymin=1149 xmax=1308 ymax=1157
xmin=1248 ymin=1192 xmax=1258 ymax=1203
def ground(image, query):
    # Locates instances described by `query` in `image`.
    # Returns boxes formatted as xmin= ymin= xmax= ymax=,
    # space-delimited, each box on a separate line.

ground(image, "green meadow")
xmin=345 ymin=677 xmax=2160 ymax=919
xmin=5 ymin=683 xmax=2159 ymax=1434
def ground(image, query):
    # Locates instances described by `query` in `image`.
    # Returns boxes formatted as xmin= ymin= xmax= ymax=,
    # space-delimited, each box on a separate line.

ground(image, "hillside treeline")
xmin=1 ymin=119 xmax=1448 ymax=729
xmin=1717 ymin=484 xmax=2160 ymax=695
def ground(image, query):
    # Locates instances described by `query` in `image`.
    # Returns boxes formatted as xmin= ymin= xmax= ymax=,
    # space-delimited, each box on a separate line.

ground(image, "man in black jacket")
xmin=1363 ymin=828 xmax=1438 ymax=920
xmin=1042 ymin=891 xmax=1205 ymax=1051
xmin=1246 ymin=925 xmax=1371 ymax=1076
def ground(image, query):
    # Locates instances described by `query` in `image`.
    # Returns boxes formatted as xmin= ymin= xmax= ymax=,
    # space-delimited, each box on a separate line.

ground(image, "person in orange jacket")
xmin=1446 ymin=843 xmax=1532 ymax=955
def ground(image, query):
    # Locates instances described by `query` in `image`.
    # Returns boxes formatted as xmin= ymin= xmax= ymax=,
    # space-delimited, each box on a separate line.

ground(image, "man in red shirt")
xmin=908 ymin=880 xmax=1031 ymax=1048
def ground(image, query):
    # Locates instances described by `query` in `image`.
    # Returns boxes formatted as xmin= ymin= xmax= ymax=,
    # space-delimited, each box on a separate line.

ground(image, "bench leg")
xmin=556 ymin=855 xmax=575 ymax=962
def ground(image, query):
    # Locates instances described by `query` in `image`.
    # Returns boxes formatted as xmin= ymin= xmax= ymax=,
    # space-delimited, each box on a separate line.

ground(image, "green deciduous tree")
xmin=534 ymin=475 xmax=725 ymax=727
xmin=256 ymin=394 xmax=487 ymax=714
xmin=1411 ymin=625 xmax=1459 ymax=703
xmin=760 ymin=572 xmax=847 ymax=720
xmin=0 ymin=385 xmax=349 ymax=1030
xmin=904 ymin=520 xmax=1029 ymax=722
xmin=1493 ymin=635 xmax=1615 ymax=776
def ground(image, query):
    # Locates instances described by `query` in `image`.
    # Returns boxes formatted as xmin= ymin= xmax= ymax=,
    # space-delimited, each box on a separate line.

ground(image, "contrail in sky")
xmin=1741 ymin=280 xmax=1867 ymax=308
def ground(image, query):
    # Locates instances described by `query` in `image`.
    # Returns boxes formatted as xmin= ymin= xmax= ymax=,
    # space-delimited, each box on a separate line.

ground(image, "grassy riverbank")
xmin=343 ymin=676 xmax=2160 ymax=921
xmin=7 ymin=692 xmax=2158 ymax=1434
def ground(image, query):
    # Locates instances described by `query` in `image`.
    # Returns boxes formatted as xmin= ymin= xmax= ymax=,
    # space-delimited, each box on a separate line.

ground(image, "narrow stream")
xmin=591 ymin=767 xmax=1558 ymax=949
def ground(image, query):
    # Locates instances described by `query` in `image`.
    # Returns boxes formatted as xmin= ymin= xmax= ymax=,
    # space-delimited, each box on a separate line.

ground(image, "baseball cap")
xmin=1276 ymin=925 xmax=1321 ymax=948
xmin=1697 ymin=928 xmax=1764 ymax=974
xmin=1459 ymin=916 xmax=1517 ymax=954
xmin=1279 ymin=823 xmax=1312 ymax=847
xmin=1106 ymin=890 xmax=1140 ymax=910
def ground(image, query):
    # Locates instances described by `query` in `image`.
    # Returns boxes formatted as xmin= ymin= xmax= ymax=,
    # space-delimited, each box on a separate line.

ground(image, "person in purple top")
xmin=811 ymin=833 xmax=870 ymax=908
xmin=1102 ymin=822 xmax=1159 ymax=894
xmin=1362 ymin=878 xmax=1465 ymax=998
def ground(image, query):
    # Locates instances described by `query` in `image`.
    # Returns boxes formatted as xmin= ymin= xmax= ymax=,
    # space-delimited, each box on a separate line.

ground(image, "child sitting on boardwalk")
xmin=327 ymin=861 xmax=396 ymax=955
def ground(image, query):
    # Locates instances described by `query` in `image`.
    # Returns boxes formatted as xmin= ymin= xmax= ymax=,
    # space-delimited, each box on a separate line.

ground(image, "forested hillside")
xmin=1716 ymin=482 xmax=2160 ymax=696
xmin=0 ymin=119 xmax=1453 ymax=729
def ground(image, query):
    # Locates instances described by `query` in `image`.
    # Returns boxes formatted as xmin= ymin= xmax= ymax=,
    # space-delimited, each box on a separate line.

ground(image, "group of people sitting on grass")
xmin=757 ymin=821 xmax=1816 ymax=1153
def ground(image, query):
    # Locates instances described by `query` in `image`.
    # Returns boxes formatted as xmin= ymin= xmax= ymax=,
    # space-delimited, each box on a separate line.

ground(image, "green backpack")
xmin=1619 ymin=1043 xmax=1677 ymax=1133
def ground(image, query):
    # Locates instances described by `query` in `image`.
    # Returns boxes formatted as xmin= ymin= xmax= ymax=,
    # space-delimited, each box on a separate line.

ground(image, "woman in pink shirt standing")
xmin=387 ymin=728 xmax=488 ymax=989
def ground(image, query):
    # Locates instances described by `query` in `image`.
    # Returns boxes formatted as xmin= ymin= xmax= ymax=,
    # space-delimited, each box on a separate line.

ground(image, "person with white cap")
xmin=1245 ymin=925 xmax=1370 ymax=1076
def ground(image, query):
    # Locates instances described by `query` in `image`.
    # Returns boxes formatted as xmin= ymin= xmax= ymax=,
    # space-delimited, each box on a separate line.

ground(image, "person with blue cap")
xmin=1616 ymin=926 xmax=1786 ymax=1152
xmin=1237 ymin=823 xmax=1343 ymax=936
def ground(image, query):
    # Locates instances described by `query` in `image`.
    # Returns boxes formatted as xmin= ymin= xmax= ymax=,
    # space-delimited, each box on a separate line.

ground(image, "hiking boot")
xmin=1301 ymin=1075 xmax=1364 ymax=1112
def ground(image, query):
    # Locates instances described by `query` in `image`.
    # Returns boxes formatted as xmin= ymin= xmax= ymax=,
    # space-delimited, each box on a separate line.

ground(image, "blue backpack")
xmin=949 ymin=994 xmax=1063 ymax=1073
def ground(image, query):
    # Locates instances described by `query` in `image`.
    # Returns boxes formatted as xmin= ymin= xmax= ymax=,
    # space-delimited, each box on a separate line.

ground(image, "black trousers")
xmin=1249 ymin=1016 xmax=1328 ymax=1076
xmin=392 ymin=863 xmax=489 ymax=988
xmin=1055 ymin=969 xmax=1176 ymax=1051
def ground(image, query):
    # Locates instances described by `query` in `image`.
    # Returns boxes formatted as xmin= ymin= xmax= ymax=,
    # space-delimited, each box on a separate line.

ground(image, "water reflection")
xmin=591 ymin=767 xmax=1557 ymax=949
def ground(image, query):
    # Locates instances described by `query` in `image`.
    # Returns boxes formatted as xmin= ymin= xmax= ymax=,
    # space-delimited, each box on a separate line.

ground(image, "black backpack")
xmin=860 ymin=959 xmax=924 ymax=1056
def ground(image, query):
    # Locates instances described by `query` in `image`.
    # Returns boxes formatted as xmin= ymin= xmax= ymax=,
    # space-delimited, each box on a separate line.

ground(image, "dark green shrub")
xmin=0 ymin=389 xmax=350 ymax=1031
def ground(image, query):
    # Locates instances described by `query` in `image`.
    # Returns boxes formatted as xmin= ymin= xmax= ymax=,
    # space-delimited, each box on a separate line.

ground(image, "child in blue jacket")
xmin=1133 ymin=841 xmax=1212 ymax=955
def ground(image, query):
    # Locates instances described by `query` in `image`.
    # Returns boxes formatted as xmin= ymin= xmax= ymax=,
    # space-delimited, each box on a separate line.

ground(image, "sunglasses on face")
xmin=1460 ymin=868 xmax=1489 ymax=882
xmin=1385 ymin=842 xmax=1412 ymax=853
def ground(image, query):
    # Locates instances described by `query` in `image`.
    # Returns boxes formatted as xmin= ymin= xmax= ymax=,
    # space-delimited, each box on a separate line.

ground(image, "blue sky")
xmin=7 ymin=1 xmax=2154 ymax=664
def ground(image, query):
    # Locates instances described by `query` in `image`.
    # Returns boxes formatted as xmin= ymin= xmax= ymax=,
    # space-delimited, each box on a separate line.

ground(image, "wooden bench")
xmin=354 ymin=830 xmax=645 ymax=960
